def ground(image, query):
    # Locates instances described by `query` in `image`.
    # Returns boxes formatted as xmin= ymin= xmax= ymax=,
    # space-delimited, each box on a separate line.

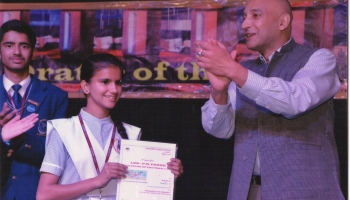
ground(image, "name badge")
xmin=28 ymin=99 xmax=39 ymax=106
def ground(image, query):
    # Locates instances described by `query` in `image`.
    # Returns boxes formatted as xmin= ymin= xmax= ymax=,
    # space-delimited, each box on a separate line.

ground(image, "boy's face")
xmin=0 ymin=30 xmax=35 ymax=73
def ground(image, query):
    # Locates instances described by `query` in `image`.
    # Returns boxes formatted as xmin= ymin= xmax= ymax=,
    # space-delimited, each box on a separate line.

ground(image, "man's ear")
xmin=81 ymin=80 xmax=90 ymax=94
xmin=278 ymin=13 xmax=291 ymax=31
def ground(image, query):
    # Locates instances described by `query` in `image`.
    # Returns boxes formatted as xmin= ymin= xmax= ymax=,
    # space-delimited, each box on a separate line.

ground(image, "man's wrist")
xmin=211 ymin=87 xmax=229 ymax=105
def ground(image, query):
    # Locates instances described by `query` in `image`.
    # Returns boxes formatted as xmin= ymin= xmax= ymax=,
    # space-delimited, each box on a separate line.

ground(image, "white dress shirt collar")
xmin=3 ymin=74 xmax=32 ymax=97
xmin=259 ymin=37 xmax=293 ymax=65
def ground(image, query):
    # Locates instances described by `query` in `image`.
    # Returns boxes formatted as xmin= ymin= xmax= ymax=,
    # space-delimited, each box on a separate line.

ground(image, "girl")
xmin=36 ymin=53 xmax=183 ymax=200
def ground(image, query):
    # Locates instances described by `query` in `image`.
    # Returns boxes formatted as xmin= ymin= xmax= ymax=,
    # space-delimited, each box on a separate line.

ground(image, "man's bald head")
xmin=280 ymin=0 xmax=293 ymax=22
xmin=242 ymin=0 xmax=294 ymax=56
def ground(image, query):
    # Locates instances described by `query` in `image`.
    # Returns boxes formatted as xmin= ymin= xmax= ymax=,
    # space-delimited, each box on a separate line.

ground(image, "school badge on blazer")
xmin=37 ymin=119 xmax=47 ymax=137
xmin=26 ymin=104 xmax=36 ymax=113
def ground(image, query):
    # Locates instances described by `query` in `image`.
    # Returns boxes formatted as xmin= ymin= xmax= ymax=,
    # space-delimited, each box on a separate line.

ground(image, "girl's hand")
xmin=167 ymin=158 xmax=183 ymax=180
xmin=96 ymin=162 xmax=128 ymax=187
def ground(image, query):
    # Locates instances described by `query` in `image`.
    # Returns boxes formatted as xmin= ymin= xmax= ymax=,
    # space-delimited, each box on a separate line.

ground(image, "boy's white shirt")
xmin=47 ymin=116 xmax=141 ymax=197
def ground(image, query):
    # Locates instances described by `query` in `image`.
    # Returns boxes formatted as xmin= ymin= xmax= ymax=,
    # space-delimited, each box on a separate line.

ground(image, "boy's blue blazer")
xmin=0 ymin=74 xmax=68 ymax=200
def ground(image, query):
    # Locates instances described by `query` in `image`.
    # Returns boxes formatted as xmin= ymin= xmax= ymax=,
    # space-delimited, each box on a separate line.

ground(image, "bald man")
xmin=196 ymin=0 xmax=344 ymax=199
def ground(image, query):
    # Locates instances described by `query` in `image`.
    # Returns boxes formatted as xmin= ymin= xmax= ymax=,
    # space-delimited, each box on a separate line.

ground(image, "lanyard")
xmin=78 ymin=113 xmax=117 ymax=175
xmin=7 ymin=91 xmax=27 ymax=117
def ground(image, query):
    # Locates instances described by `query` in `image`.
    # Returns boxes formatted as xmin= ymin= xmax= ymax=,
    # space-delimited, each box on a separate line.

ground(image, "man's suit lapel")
xmin=21 ymin=75 xmax=47 ymax=118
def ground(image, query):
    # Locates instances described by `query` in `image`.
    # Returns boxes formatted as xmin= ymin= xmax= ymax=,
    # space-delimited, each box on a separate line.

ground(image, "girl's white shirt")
xmin=43 ymin=109 xmax=141 ymax=199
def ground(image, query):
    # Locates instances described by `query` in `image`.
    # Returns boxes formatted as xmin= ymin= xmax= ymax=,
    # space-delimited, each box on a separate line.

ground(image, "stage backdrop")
xmin=0 ymin=0 xmax=347 ymax=98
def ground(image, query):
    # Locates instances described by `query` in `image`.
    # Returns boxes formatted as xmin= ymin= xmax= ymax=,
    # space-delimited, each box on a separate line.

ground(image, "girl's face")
xmin=83 ymin=66 xmax=123 ymax=117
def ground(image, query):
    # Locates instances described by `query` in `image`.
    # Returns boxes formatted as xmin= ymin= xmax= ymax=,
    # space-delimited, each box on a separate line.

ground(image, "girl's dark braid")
xmin=111 ymin=108 xmax=128 ymax=139
xmin=114 ymin=120 xmax=128 ymax=139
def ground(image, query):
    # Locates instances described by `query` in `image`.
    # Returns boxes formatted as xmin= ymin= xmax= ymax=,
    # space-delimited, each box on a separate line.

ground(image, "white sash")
xmin=47 ymin=116 xmax=141 ymax=197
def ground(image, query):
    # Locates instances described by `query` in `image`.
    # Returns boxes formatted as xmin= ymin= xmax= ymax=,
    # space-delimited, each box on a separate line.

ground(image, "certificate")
xmin=116 ymin=139 xmax=177 ymax=200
